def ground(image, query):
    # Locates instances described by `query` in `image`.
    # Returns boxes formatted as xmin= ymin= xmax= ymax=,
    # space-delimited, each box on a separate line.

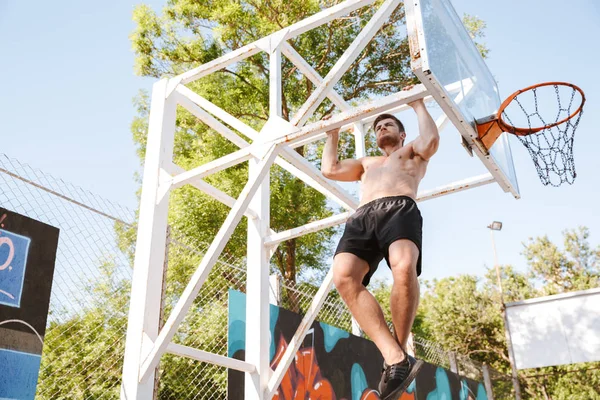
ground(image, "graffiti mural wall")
xmin=0 ymin=208 xmax=59 ymax=399
xmin=228 ymin=290 xmax=487 ymax=399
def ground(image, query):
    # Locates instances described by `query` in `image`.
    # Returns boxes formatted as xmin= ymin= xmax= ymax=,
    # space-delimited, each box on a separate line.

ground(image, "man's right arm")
xmin=321 ymin=127 xmax=364 ymax=182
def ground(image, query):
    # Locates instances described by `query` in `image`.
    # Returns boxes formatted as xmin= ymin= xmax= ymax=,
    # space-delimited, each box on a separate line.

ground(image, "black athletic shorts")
xmin=334 ymin=195 xmax=423 ymax=287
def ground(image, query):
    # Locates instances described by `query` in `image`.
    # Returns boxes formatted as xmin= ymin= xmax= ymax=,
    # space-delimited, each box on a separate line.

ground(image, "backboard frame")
xmin=406 ymin=0 xmax=521 ymax=198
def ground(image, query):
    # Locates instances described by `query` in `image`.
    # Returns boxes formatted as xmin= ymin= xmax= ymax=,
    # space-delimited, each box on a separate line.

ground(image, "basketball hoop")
xmin=476 ymin=82 xmax=586 ymax=186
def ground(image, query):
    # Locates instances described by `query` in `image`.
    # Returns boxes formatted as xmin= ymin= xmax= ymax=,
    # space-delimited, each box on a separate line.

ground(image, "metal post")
xmin=351 ymin=122 xmax=365 ymax=337
xmin=489 ymin=228 xmax=522 ymax=400
xmin=269 ymin=274 xmax=282 ymax=306
xmin=121 ymin=79 xmax=176 ymax=399
xmin=244 ymin=44 xmax=281 ymax=400
xmin=448 ymin=352 xmax=458 ymax=374
xmin=153 ymin=225 xmax=171 ymax=399
xmin=406 ymin=332 xmax=416 ymax=357
xmin=482 ymin=363 xmax=495 ymax=400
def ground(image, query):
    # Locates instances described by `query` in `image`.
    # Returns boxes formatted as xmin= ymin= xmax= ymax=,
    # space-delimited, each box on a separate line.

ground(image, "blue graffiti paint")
xmin=228 ymin=320 xmax=246 ymax=358
xmin=476 ymin=383 xmax=488 ymax=400
xmin=459 ymin=379 xmax=469 ymax=400
xmin=320 ymin=321 xmax=350 ymax=353
xmin=227 ymin=289 xmax=280 ymax=360
xmin=407 ymin=378 xmax=416 ymax=393
xmin=270 ymin=304 xmax=279 ymax=360
xmin=228 ymin=290 xmax=246 ymax=357
xmin=0 ymin=229 xmax=31 ymax=308
xmin=426 ymin=367 xmax=451 ymax=400
xmin=351 ymin=363 xmax=369 ymax=400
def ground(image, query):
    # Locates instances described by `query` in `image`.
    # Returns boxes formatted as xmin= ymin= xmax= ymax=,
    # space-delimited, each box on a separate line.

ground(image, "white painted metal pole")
xmin=482 ymin=363 xmax=495 ymax=400
xmin=244 ymin=156 xmax=272 ymax=400
xmin=353 ymin=123 xmax=367 ymax=159
xmin=245 ymin=45 xmax=281 ymax=400
xmin=269 ymin=274 xmax=282 ymax=306
xmin=351 ymin=122 xmax=366 ymax=337
xmin=489 ymin=229 xmax=522 ymax=400
xmin=121 ymin=79 xmax=176 ymax=400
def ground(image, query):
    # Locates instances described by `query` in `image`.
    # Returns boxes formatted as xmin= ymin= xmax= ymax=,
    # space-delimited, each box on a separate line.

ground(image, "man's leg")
xmin=387 ymin=239 xmax=420 ymax=351
xmin=333 ymin=252 xmax=404 ymax=365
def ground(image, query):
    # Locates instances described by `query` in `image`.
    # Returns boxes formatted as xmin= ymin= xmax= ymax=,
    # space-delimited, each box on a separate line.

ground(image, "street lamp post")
xmin=487 ymin=221 xmax=522 ymax=400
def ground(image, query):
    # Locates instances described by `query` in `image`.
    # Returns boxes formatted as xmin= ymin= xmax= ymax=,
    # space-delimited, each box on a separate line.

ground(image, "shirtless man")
xmin=321 ymin=97 xmax=439 ymax=399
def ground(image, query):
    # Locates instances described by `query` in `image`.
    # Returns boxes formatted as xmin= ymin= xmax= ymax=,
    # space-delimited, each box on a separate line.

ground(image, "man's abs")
xmin=359 ymin=157 xmax=426 ymax=205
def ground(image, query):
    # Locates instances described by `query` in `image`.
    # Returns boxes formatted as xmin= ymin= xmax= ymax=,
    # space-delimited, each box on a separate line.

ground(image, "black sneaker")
xmin=378 ymin=355 xmax=424 ymax=400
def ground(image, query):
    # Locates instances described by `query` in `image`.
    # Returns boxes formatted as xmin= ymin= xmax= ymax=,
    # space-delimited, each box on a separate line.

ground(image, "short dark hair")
xmin=373 ymin=113 xmax=405 ymax=133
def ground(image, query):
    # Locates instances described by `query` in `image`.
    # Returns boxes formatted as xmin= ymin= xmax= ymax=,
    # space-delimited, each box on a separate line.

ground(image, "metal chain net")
xmin=0 ymin=152 xmax=511 ymax=399
xmin=502 ymin=85 xmax=583 ymax=187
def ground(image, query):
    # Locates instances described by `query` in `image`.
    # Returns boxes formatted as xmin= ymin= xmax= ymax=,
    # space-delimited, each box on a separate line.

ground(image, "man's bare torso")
xmin=359 ymin=141 xmax=428 ymax=206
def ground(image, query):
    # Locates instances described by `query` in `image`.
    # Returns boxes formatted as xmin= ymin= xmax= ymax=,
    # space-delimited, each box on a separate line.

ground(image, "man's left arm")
xmin=410 ymin=99 xmax=439 ymax=160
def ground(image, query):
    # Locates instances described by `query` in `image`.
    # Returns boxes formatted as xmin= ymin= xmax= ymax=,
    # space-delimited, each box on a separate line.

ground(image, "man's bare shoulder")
xmin=402 ymin=140 xmax=432 ymax=162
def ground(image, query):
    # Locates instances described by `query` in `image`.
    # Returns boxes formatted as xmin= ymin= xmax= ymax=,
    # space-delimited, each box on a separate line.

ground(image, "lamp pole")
xmin=487 ymin=222 xmax=522 ymax=400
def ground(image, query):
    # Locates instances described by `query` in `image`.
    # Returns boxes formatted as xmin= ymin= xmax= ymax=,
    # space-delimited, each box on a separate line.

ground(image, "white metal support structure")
xmin=122 ymin=79 xmax=176 ymax=399
xmin=121 ymin=0 xmax=508 ymax=398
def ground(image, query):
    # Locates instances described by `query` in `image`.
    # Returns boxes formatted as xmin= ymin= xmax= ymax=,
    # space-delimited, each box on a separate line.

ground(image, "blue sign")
xmin=0 ymin=229 xmax=31 ymax=308
xmin=0 ymin=349 xmax=41 ymax=399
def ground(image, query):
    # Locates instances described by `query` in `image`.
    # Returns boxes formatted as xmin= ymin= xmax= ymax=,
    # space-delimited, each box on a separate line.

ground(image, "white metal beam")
xmin=291 ymin=0 xmax=401 ymax=127
xmin=416 ymin=174 xmax=495 ymax=202
xmin=283 ymin=79 xmax=469 ymax=149
xmin=170 ymin=148 xmax=253 ymax=189
xmin=177 ymin=0 xmax=378 ymax=84
xmin=165 ymin=163 xmax=260 ymax=220
xmin=281 ymin=43 xmax=350 ymax=111
xmin=278 ymin=147 xmax=358 ymax=210
xmin=174 ymin=90 xmax=251 ymax=148
xmin=264 ymin=212 xmax=351 ymax=247
xmin=139 ymin=145 xmax=280 ymax=382
xmin=176 ymin=85 xmax=259 ymax=141
xmin=280 ymin=84 xmax=429 ymax=147
xmin=166 ymin=343 xmax=257 ymax=374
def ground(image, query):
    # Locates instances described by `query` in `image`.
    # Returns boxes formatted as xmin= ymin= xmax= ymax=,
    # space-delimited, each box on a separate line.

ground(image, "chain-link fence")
xmin=0 ymin=154 xmax=134 ymax=399
xmin=0 ymin=153 xmax=512 ymax=399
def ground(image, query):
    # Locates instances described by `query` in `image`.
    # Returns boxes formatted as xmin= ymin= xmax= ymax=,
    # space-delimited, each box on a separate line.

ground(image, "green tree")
xmin=522 ymin=226 xmax=600 ymax=295
xmin=463 ymin=13 xmax=489 ymax=59
xmin=409 ymin=227 xmax=600 ymax=399
xmin=36 ymin=261 xmax=131 ymax=399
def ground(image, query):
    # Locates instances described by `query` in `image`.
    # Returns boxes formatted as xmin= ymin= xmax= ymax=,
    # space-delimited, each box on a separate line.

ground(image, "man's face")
xmin=375 ymin=118 xmax=406 ymax=149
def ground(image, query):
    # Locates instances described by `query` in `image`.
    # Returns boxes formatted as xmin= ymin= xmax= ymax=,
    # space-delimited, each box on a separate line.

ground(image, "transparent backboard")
xmin=412 ymin=0 xmax=520 ymax=197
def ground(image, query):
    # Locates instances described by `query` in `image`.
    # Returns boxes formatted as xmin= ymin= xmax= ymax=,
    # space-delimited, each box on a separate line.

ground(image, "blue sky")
xmin=1 ymin=0 xmax=599 ymax=286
